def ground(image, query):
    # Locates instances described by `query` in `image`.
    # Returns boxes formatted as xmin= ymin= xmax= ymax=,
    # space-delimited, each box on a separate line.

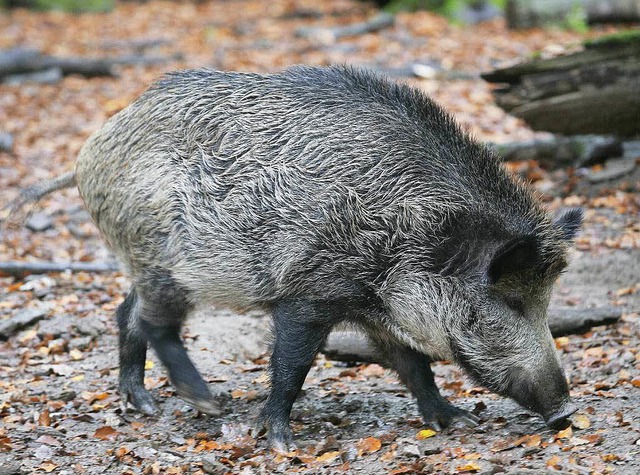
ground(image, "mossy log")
xmin=482 ymin=31 xmax=640 ymax=136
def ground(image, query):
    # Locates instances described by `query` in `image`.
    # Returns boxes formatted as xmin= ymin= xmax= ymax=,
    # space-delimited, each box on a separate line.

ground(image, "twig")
xmin=296 ymin=12 xmax=395 ymax=42
xmin=0 ymin=260 xmax=121 ymax=277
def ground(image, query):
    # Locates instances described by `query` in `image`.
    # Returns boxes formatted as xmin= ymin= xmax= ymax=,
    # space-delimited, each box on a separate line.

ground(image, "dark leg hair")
xmin=371 ymin=337 xmax=479 ymax=430
xmin=116 ymin=288 xmax=157 ymax=415
xmin=260 ymin=299 xmax=340 ymax=452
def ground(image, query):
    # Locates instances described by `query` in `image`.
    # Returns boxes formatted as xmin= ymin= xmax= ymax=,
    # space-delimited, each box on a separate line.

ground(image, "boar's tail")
xmin=1 ymin=171 xmax=76 ymax=229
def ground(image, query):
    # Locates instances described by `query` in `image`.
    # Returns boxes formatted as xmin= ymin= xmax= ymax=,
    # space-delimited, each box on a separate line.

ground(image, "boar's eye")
xmin=504 ymin=297 xmax=525 ymax=314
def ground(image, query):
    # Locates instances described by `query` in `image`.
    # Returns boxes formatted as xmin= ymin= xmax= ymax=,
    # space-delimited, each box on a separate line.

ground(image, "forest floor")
xmin=0 ymin=1 xmax=639 ymax=474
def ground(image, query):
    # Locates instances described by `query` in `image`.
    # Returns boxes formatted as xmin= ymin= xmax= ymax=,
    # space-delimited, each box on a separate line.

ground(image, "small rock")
xmin=400 ymin=443 xmax=421 ymax=458
xmin=33 ymin=445 xmax=54 ymax=460
xmin=0 ymin=462 xmax=23 ymax=475
xmin=201 ymin=455 xmax=227 ymax=474
xmin=344 ymin=399 xmax=363 ymax=413
xmin=341 ymin=445 xmax=359 ymax=462
xmin=67 ymin=335 xmax=93 ymax=350
xmin=37 ymin=314 xmax=75 ymax=338
xmin=134 ymin=445 xmax=158 ymax=459
xmin=0 ymin=131 xmax=13 ymax=152
xmin=0 ymin=308 xmax=47 ymax=338
xmin=26 ymin=212 xmax=54 ymax=232
xmin=54 ymin=390 xmax=77 ymax=402
xmin=75 ymin=317 xmax=106 ymax=337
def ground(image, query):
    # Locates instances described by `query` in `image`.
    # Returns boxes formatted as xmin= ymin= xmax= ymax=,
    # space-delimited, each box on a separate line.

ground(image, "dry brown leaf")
xmin=316 ymin=450 xmax=341 ymax=463
xmin=37 ymin=462 xmax=58 ymax=473
xmin=94 ymin=425 xmax=118 ymax=440
xmin=572 ymin=414 xmax=591 ymax=430
xmin=546 ymin=455 xmax=562 ymax=470
xmin=356 ymin=436 xmax=382 ymax=455
xmin=360 ymin=364 xmax=385 ymax=377
xmin=456 ymin=462 xmax=482 ymax=472
xmin=556 ymin=426 xmax=573 ymax=439
xmin=38 ymin=409 xmax=51 ymax=427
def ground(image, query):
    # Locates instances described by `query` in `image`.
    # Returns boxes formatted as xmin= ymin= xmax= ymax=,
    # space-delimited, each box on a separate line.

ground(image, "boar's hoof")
xmin=268 ymin=426 xmax=296 ymax=454
xmin=179 ymin=394 xmax=223 ymax=416
xmin=545 ymin=401 xmax=577 ymax=430
xmin=256 ymin=416 xmax=296 ymax=453
xmin=421 ymin=402 xmax=479 ymax=431
xmin=120 ymin=386 xmax=159 ymax=416
xmin=174 ymin=383 xmax=223 ymax=416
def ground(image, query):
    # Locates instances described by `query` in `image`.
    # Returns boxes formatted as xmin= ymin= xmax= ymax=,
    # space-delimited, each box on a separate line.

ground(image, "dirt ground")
xmin=1 ymin=1 xmax=639 ymax=474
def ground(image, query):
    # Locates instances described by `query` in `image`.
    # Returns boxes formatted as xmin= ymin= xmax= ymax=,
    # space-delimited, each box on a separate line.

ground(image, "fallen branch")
xmin=296 ymin=12 xmax=394 ymax=42
xmin=1 ymin=171 xmax=76 ymax=228
xmin=0 ymin=47 xmax=182 ymax=82
xmin=0 ymin=260 xmax=121 ymax=277
xmin=548 ymin=306 xmax=623 ymax=337
xmin=488 ymin=135 xmax=623 ymax=169
xmin=322 ymin=306 xmax=623 ymax=363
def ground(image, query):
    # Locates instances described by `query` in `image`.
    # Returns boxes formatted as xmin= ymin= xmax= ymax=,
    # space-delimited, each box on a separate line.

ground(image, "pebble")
xmin=26 ymin=212 xmax=54 ymax=232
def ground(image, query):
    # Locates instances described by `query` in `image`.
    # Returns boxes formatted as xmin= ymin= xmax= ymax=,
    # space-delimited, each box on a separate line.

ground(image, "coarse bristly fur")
xmin=75 ymin=65 xmax=582 ymax=444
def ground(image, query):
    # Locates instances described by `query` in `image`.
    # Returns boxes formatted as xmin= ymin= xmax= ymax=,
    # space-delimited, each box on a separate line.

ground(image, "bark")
xmin=482 ymin=32 xmax=640 ymax=136
xmin=322 ymin=306 xmax=623 ymax=363
xmin=489 ymin=135 xmax=623 ymax=169
xmin=506 ymin=0 xmax=640 ymax=29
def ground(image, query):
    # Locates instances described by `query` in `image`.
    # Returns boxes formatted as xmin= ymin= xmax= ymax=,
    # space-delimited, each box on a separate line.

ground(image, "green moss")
xmin=5 ymin=0 xmax=114 ymax=12
xmin=384 ymin=0 xmax=505 ymax=16
xmin=584 ymin=29 xmax=640 ymax=49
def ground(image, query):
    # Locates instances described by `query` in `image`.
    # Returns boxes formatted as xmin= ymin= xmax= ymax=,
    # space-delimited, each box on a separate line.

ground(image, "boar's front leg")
xmin=373 ymin=340 xmax=479 ymax=431
xmin=260 ymin=299 xmax=338 ymax=452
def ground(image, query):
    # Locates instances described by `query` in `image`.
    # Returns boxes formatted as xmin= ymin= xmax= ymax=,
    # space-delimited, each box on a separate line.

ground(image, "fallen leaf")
xmin=360 ymin=364 xmax=385 ymax=377
xmin=316 ymin=450 xmax=341 ymax=463
xmin=37 ymin=462 xmax=58 ymax=473
xmin=145 ymin=360 xmax=154 ymax=370
xmin=456 ymin=462 xmax=481 ymax=472
xmin=572 ymin=414 xmax=591 ymax=430
xmin=512 ymin=434 xmax=541 ymax=447
xmin=416 ymin=429 xmax=436 ymax=440
xmin=94 ymin=426 xmax=118 ymax=440
xmin=356 ymin=437 xmax=382 ymax=455
xmin=583 ymin=434 xmax=604 ymax=445
xmin=39 ymin=409 xmax=51 ymax=427
xmin=546 ymin=455 xmax=562 ymax=470
xmin=556 ymin=426 xmax=573 ymax=439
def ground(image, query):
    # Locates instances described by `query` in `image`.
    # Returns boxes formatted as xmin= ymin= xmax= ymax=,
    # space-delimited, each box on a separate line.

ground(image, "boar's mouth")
xmin=544 ymin=400 xmax=577 ymax=430
xmin=450 ymin=344 xmax=577 ymax=429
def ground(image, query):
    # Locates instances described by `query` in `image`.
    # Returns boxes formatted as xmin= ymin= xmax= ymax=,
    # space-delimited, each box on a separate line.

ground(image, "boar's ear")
xmin=553 ymin=208 xmax=584 ymax=241
xmin=488 ymin=236 xmax=537 ymax=284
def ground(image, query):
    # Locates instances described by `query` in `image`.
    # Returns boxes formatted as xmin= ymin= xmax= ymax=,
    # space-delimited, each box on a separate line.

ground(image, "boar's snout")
xmin=506 ymin=364 xmax=575 ymax=429
xmin=545 ymin=400 xmax=577 ymax=430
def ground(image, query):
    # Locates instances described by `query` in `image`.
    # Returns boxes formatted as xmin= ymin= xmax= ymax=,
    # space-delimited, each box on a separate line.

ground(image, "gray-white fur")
xmin=75 ymin=66 xmax=582 ymax=449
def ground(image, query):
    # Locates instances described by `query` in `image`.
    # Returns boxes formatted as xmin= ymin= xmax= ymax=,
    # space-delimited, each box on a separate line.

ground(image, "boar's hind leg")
xmin=260 ymin=299 xmax=338 ymax=452
xmin=136 ymin=279 xmax=222 ymax=416
xmin=116 ymin=288 xmax=158 ymax=415
xmin=376 ymin=341 xmax=479 ymax=431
